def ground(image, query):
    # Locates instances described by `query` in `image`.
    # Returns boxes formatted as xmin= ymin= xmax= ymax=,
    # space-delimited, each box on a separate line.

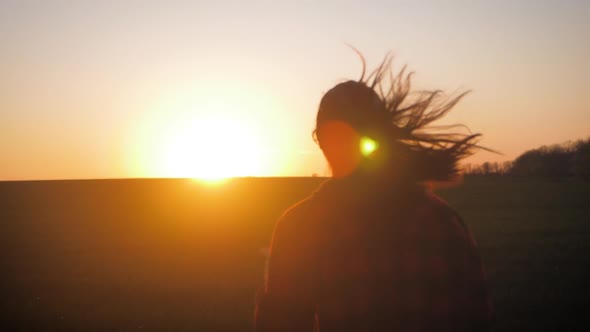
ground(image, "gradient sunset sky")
xmin=1 ymin=0 xmax=589 ymax=180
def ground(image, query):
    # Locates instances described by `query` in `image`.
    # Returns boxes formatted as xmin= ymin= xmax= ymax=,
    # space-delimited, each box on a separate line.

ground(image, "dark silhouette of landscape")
xmin=1 ymin=177 xmax=588 ymax=331
xmin=465 ymin=137 xmax=590 ymax=177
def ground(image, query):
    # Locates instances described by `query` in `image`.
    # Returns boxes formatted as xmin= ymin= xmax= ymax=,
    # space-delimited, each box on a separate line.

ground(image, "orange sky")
xmin=1 ymin=1 xmax=589 ymax=180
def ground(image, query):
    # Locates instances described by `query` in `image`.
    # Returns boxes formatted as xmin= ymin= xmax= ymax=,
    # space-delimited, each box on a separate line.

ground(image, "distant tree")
xmin=463 ymin=137 xmax=588 ymax=178
xmin=464 ymin=160 xmax=512 ymax=175
xmin=471 ymin=164 xmax=483 ymax=175
xmin=511 ymin=149 xmax=544 ymax=176
xmin=491 ymin=162 xmax=500 ymax=175
xmin=500 ymin=161 xmax=513 ymax=175
xmin=462 ymin=163 xmax=472 ymax=175
xmin=541 ymin=144 xmax=574 ymax=177
xmin=481 ymin=162 xmax=492 ymax=175
xmin=510 ymin=137 xmax=589 ymax=178
xmin=571 ymin=138 xmax=590 ymax=179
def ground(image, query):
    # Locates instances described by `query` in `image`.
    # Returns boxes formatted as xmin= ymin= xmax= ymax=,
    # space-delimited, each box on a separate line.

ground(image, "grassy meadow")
xmin=0 ymin=176 xmax=588 ymax=331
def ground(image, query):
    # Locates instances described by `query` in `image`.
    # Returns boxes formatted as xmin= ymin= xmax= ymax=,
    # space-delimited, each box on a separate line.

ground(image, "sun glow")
xmin=125 ymin=84 xmax=283 ymax=179
xmin=127 ymin=93 xmax=271 ymax=179
xmin=158 ymin=115 xmax=265 ymax=179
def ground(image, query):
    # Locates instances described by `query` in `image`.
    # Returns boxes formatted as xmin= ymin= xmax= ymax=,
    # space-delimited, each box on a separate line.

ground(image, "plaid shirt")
xmin=256 ymin=178 xmax=493 ymax=332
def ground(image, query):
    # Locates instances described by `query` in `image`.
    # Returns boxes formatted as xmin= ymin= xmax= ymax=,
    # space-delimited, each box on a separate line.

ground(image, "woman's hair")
xmin=314 ymin=52 xmax=490 ymax=182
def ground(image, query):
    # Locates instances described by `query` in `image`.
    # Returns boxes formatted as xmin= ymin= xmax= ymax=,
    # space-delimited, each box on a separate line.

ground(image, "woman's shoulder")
xmin=273 ymin=196 xmax=321 ymax=236
xmin=279 ymin=197 xmax=316 ymax=223
xmin=416 ymin=190 xmax=472 ymax=241
xmin=273 ymin=180 xmax=342 ymax=236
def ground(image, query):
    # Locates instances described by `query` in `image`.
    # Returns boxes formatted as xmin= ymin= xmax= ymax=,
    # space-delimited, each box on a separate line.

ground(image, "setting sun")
xmin=124 ymin=87 xmax=278 ymax=180
xmin=159 ymin=115 xmax=265 ymax=179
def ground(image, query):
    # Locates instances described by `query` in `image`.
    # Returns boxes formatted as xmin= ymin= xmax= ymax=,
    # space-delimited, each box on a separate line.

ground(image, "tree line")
xmin=464 ymin=137 xmax=590 ymax=179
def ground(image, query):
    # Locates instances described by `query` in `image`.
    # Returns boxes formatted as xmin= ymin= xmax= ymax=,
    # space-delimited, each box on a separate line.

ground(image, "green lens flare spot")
xmin=360 ymin=136 xmax=379 ymax=157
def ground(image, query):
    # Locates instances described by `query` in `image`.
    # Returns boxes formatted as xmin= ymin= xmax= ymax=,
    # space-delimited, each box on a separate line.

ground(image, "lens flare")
xmin=360 ymin=136 xmax=379 ymax=157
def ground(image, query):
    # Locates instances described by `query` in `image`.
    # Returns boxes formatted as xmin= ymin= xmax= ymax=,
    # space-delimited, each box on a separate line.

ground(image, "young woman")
xmin=255 ymin=54 xmax=494 ymax=332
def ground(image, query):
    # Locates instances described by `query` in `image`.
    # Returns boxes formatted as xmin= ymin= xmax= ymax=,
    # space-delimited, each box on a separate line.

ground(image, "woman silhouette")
xmin=255 ymin=54 xmax=494 ymax=332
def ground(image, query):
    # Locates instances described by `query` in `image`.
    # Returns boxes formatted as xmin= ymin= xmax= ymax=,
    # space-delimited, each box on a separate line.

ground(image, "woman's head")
xmin=315 ymin=81 xmax=392 ymax=177
xmin=314 ymin=53 xmax=485 ymax=182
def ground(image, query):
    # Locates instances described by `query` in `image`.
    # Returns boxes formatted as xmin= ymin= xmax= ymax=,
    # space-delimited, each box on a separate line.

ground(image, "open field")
xmin=1 ymin=176 xmax=588 ymax=331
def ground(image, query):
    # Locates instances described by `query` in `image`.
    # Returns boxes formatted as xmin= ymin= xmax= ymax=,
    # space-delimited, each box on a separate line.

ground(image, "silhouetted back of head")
xmin=314 ymin=53 xmax=488 ymax=182
xmin=316 ymin=81 xmax=391 ymax=178
xmin=318 ymin=81 xmax=388 ymax=131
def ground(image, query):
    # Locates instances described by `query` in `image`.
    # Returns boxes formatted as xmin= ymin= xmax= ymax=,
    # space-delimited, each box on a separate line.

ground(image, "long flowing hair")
xmin=315 ymin=51 xmax=494 ymax=182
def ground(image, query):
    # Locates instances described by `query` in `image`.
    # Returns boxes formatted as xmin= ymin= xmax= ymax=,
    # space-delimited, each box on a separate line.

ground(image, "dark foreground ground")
xmin=0 ymin=176 xmax=588 ymax=331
